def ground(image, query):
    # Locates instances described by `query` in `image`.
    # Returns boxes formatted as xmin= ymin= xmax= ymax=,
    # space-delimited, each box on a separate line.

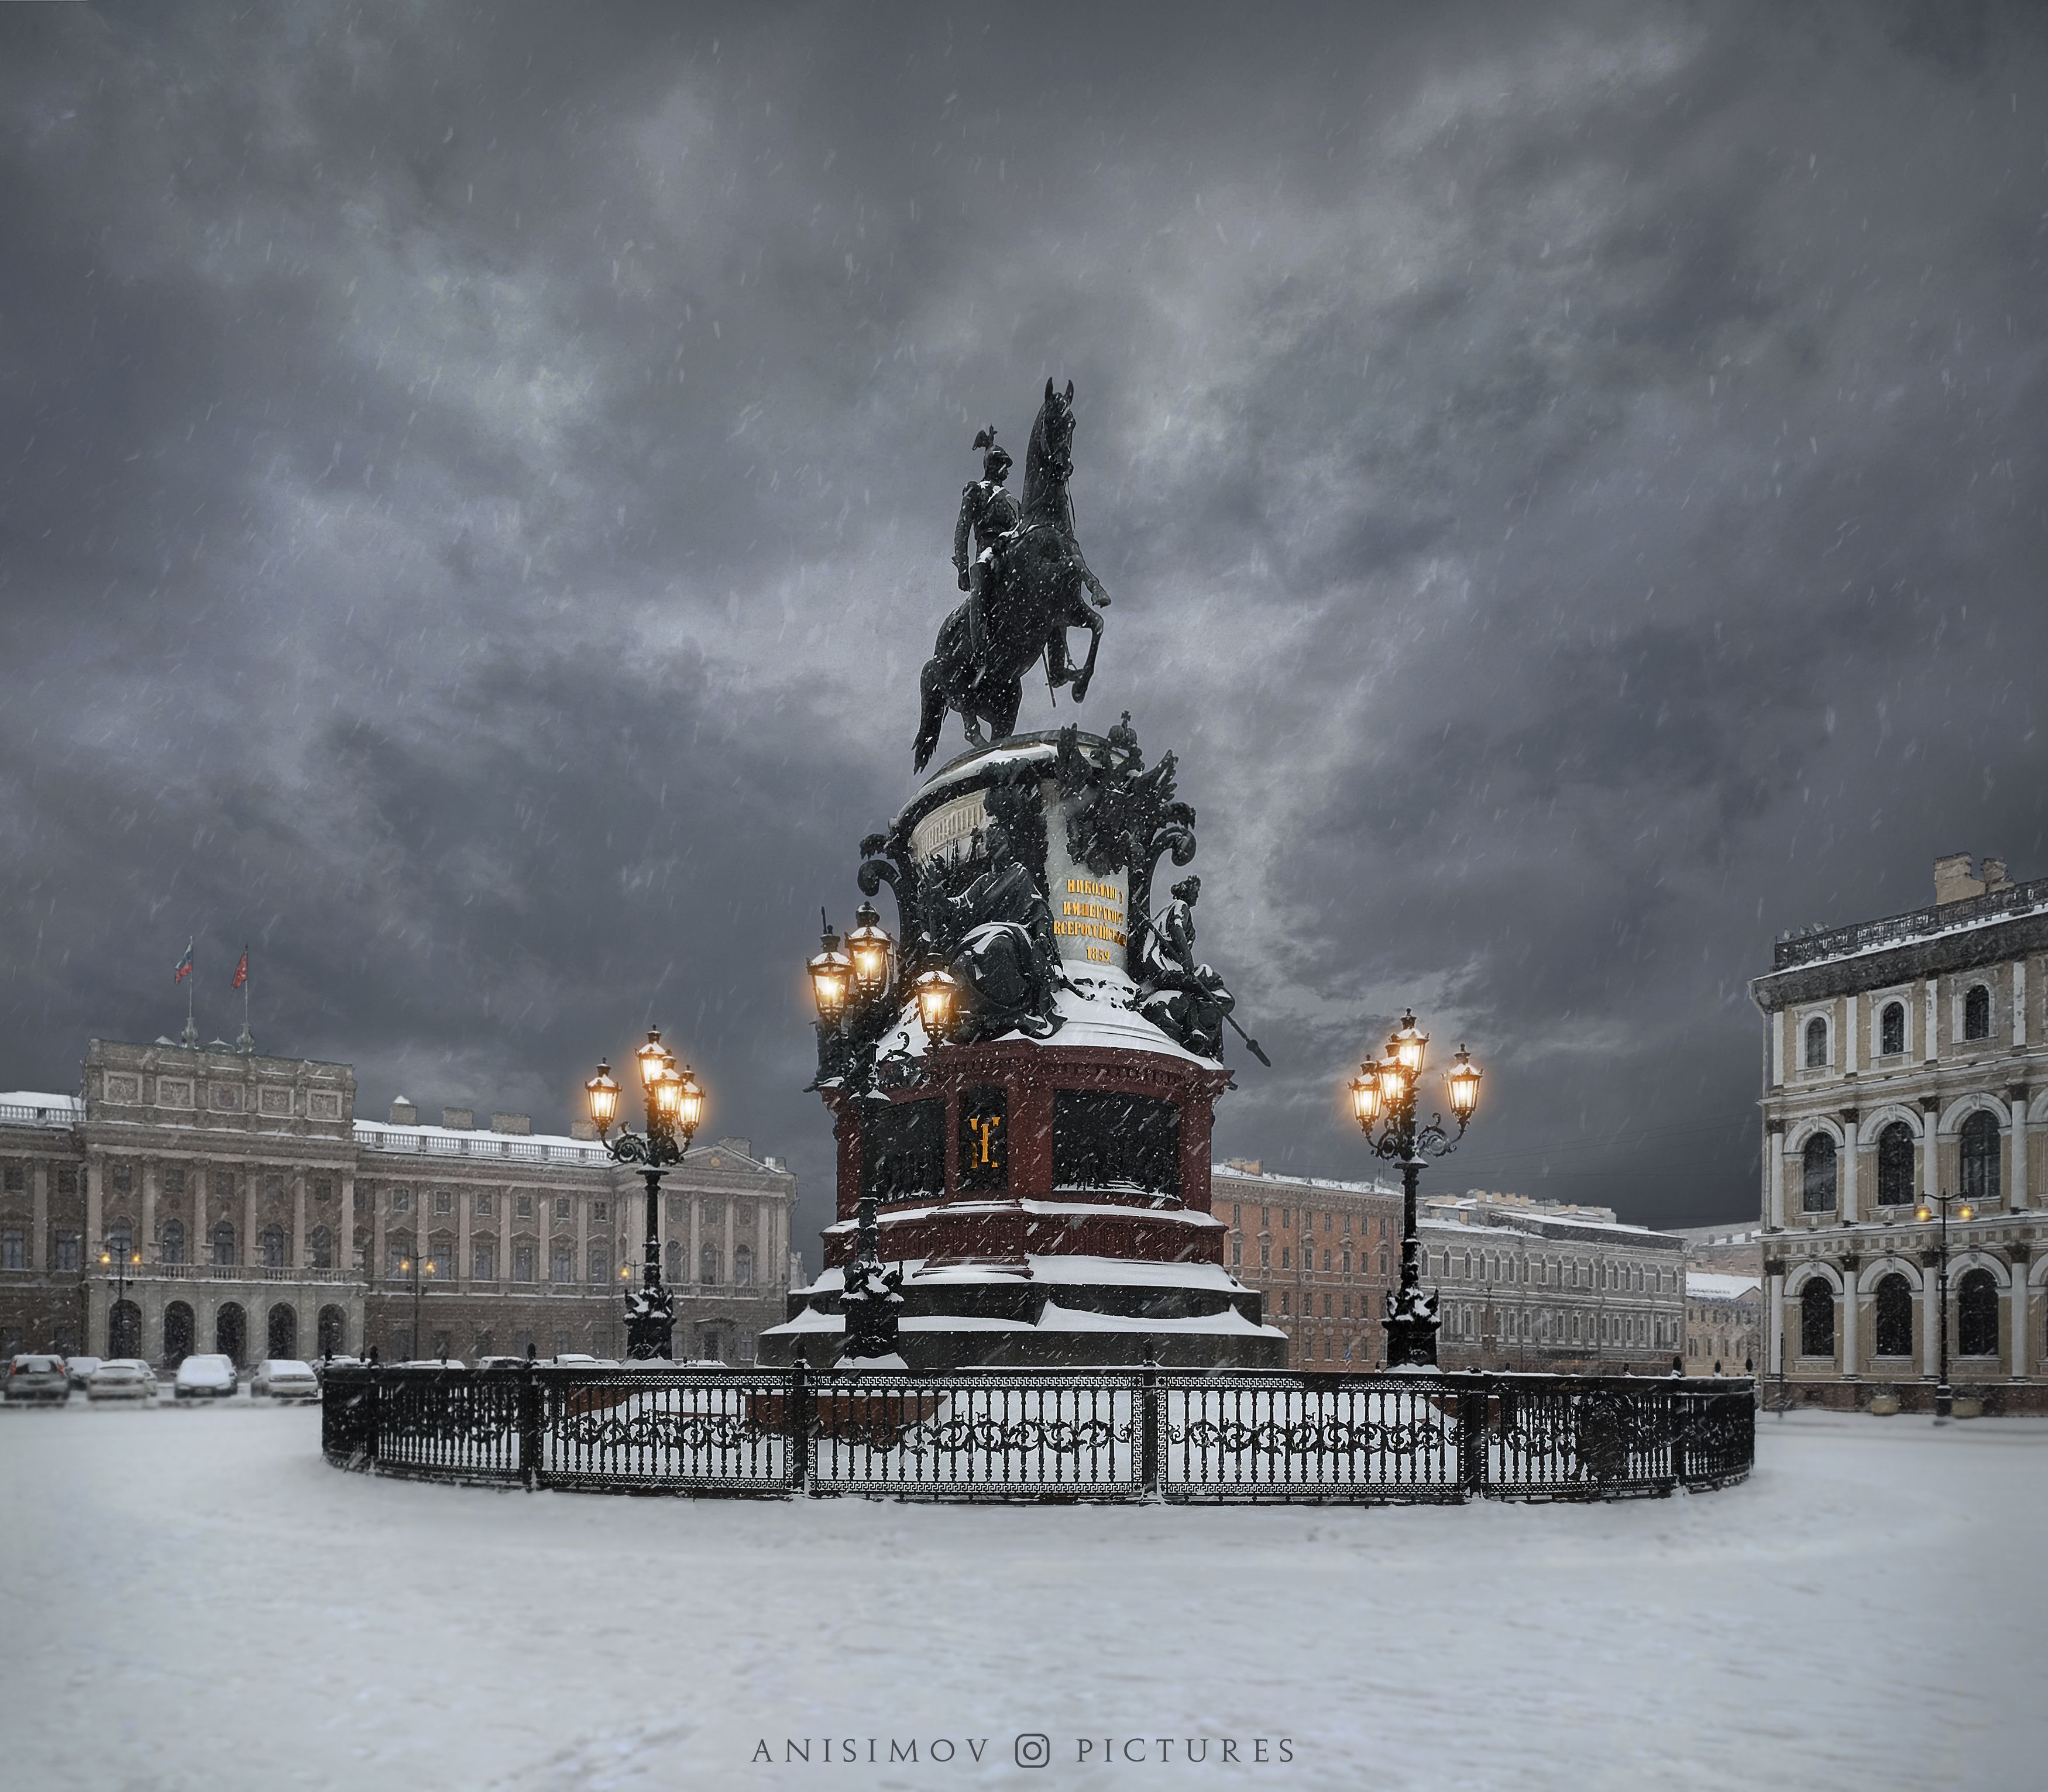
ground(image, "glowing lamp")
xmin=635 ymin=1029 xmax=670 ymax=1092
xmin=1349 ymin=1066 xmax=1383 ymax=1127
xmin=652 ymin=1062 xmax=682 ymax=1123
xmin=807 ymin=916 xmax=853 ymax=1028
xmin=585 ymin=1060 xmax=621 ymax=1133
xmin=1446 ymin=1045 xmax=1482 ymax=1120
xmin=846 ymin=900 xmax=894 ymax=1000
xmin=1958 ymin=1202 xmax=1975 ymax=1223
xmin=675 ymin=1065 xmax=706 ymax=1136
xmin=1376 ymin=1056 xmax=1408 ymax=1107
xmin=1391 ymin=1010 xmax=1428 ymax=1078
xmin=1915 ymin=1205 xmax=1932 ymax=1223
xmin=913 ymin=964 xmax=960 ymax=1040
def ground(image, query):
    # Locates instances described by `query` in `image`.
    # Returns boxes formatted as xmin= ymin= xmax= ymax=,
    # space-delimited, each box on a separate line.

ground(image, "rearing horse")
xmin=913 ymin=380 xmax=1110 ymax=772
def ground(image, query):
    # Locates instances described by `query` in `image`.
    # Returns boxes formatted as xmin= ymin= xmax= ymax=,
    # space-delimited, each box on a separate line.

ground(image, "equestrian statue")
xmin=913 ymin=379 xmax=1111 ymax=772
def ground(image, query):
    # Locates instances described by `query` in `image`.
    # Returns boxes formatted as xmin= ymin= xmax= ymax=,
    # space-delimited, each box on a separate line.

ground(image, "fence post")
xmin=1140 ymin=1349 xmax=1162 ymax=1499
xmin=788 ymin=1353 xmax=810 ymax=1494
xmin=363 ymin=1370 xmax=383 ymax=1472
xmin=1458 ymin=1377 xmax=1489 ymax=1498
xmin=517 ymin=1360 xmax=542 ymax=1491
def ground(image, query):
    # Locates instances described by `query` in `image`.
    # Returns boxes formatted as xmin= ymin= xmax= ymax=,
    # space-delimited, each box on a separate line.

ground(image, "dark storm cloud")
xmin=6 ymin=1 xmax=2048 ymax=1240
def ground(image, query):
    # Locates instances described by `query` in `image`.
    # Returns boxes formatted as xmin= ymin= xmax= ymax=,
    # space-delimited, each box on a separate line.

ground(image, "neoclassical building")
xmin=1751 ymin=853 xmax=2047 ymax=1412
xmin=0 ymin=1033 xmax=799 ymax=1367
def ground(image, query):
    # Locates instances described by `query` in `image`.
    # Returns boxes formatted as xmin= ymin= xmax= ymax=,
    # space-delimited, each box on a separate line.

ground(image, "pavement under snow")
xmin=1 ymin=1400 xmax=2035 ymax=1791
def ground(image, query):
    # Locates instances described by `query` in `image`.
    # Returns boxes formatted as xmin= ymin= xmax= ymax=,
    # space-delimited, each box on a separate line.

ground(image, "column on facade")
xmin=688 ymin=1194 xmax=702 ymax=1290
xmin=755 ymin=1198 xmax=769 ymax=1294
xmin=458 ymin=1186 xmax=473 ymax=1288
xmin=1921 ymin=1103 xmax=1941 ymax=1206
xmin=2011 ymin=1259 xmax=2032 ymax=1380
xmin=1771 ymin=1009 xmax=1785 ymax=1086
xmin=30 ymin=1161 xmax=47 ymax=1271
xmin=139 ymin=1161 xmax=154 ymax=1263
xmin=340 ymin=1171 xmax=357 ymax=1270
xmin=2009 ymin=1089 xmax=2029 ymax=1210
xmin=88 ymin=1157 xmax=105 ymax=1268
xmin=2014 ymin=959 xmax=2029 ymax=1047
xmin=1767 ymin=1125 xmax=1786 ymax=1229
xmin=1767 ymin=1274 xmax=1784 ymax=1376
xmin=1925 ymin=978 xmax=1940 ymax=1062
xmin=1922 ymin=1264 xmax=1941 ymax=1378
xmin=370 ymin=1183 xmax=386 ymax=1287
xmin=1840 ymin=1112 xmax=1860 ymax=1225
xmin=1844 ymin=993 xmax=1860 ymax=1074
xmin=243 ymin=1169 xmax=257 ymax=1268
xmin=724 ymin=1197 xmax=736 ymax=1290
xmin=1840 ymin=1262 xmax=1860 ymax=1377
xmin=575 ymin=1185 xmax=590 ymax=1300
xmin=293 ymin=1170 xmax=308 ymax=1269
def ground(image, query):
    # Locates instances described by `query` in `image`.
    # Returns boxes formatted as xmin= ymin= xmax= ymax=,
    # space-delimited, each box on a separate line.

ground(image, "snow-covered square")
xmin=2 ymin=1399 xmax=2039 ymax=1791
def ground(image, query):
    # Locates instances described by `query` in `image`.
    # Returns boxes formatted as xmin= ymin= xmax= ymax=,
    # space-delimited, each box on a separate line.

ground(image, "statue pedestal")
xmin=765 ymin=732 xmax=1285 ymax=1371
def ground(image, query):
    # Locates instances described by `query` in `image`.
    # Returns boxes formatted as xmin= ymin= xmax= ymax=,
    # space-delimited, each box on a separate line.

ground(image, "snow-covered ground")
xmin=2 ymin=1401 xmax=2037 ymax=1791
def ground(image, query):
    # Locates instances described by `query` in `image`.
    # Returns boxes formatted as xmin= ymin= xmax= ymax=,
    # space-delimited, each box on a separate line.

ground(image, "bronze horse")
xmin=913 ymin=380 xmax=1109 ymax=772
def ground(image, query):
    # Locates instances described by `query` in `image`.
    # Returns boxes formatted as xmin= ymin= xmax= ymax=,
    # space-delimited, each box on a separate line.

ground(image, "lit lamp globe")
xmin=585 ymin=1060 xmax=621 ymax=1134
xmin=807 ymin=919 xmax=853 ymax=1028
xmin=912 ymin=964 xmax=960 ymax=1040
xmin=846 ymin=901 xmax=895 ymax=1002
xmin=652 ymin=1059 xmax=683 ymax=1126
xmin=1376 ymin=1054 xmax=1408 ymax=1108
xmin=635 ymin=1029 xmax=671 ymax=1095
xmin=1391 ymin=1010 xmax=1428 ymax=1077
xmin=1349 ymin=1065 xmax=1383 ymax=1128
xmin=1446 ymin=1045 xmax=1482 ymax=1120
xmin=675 ymin=1066 xmax=706 ymax=1139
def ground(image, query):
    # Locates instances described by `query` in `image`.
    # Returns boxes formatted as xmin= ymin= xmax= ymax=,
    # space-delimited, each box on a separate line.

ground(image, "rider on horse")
xmin=951 ymin=426 xmax=1020 ymax=665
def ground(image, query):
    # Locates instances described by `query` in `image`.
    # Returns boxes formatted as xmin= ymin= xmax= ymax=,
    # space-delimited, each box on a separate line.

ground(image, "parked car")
xmin=85 ymin=1359 xmax=158 ymax=1401
xmin=5 ymin=1354 xmax=71 ymax=1404
xmin=552 ymin=1353 xmax=599 ymax=1366
xmin=251 ymin=1359 xmax=321 ymax=1401
xmin=393 ymin=1358 xmax=466 ymax=1370
xmin=64 ymin=1355 xmax=103 ymax=1391
xmin=173 ymin=1354 xmax=238 ymax=1401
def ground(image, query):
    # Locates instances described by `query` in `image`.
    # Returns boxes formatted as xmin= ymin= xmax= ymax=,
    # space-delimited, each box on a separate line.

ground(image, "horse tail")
xmin=913 ymin=658 xmax=946 ymax=773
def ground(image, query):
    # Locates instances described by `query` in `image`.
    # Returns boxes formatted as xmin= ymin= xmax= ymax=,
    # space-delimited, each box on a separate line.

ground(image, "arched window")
xmin=108 ymin=1219 xmax=133 ymax=1262
xmin=1963 ymin=984 xmax=1991 ymax=1042
xmin=1874 ymin=1274 xmax=1913 ymax=1357
xmin=587 ymin=1243 xmax=610 ymax=1284
xmin=1876 ymin=1122 xmax=1916 ymax=1207
xmin=1801 ymin=1134 xmax=1837 ymax=1212
xmin=1799 ymin=1280 xmax=1835 ymax=1358
xmin=665 ymin=1240 xmax=682 ymax=1283
xmin=1879 ymin=1001 xmax=1906 ymax=1057
xmin=734 ymin=1245 xmax=754 ymax=1288
xmin=699 ymin=1244 xmax=720 ymax=1285
xmin=211 ymin=1221 xmax=236 ymax=1266
xmin=309 ymin=1225 xmax=332 ymax=1268
xmin=1960 ymin=1110 xmax=2001 ymax=1204
xmin=1804 ymin=1017 xmax=1829 ymax=1069
xmin=160 ymin=1219 xmax=185 ymax=1265
xmin=1957 ymin=1268 xmax=1999 ymax=1357
xmin=260 ymin=1225 xmax=286 ymax=1268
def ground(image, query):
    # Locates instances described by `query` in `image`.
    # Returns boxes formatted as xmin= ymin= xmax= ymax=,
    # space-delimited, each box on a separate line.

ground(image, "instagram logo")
xmin=1013 ymin=1734 xmax=1051 ymax=1769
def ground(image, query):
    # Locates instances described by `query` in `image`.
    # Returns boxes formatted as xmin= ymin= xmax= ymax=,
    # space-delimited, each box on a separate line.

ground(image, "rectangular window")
xmin=516 ymin=1193 xmax=533 ymax=1220
xmin=1342 ymin=1251 xmax=1351 ymax=1274
xmin=592 ymin=1201 xmax=608 ymax=1223
xmin=1231 ymin=1238 xmax=1242 ymax=1265
xmin=4 ymin=1166 xmax=24 ymax=1194
xmin=211 ymin=1170 xmax=234 ymax=1200
xmin=1280 ymin=1294 xmax=1290 ymax=1316
xmin=476 ymin=1193 xmax=494 ymax=1218
xmin=164 ymin=1167 xmax=185 ymax=1196
xmin=314 ymin=1177 xmax=334 ymax=1201
xmin=265 ymin=1174 xmax=285 ymax=1200
xmin=57 ymin=1168 xmax=77 ymax=1196
xmin=1260 ymin=1243 xmax=1270 ymax=1268
xmin=473 ymin=1241 xmax=496 ymax=1280
xmin=1231 ymin=1204 xmax=1241 ymax=1226
xmin=434 ymin=1190 xmax=452 ymax=1215
xmin=391 ymin=1188 xmax=411 ymax=1213
xmin=551 ymin=1246 xmax=574 ymax=1284
xmin=54 ymin=1232 xmax=80 ymax=1272
xmin=1280 ymin=1248 xmax=1290 ymax=1269
xmin=554 ymin=1196 xmax=571 ymax=1222
xmin=1260 ymin=1208 xmax=1270 ymax=1229
xmin=513 ymin=1244 xmax=535 ymax=1283
xmin=1 ymin=1228 xmax=24 ymax=1268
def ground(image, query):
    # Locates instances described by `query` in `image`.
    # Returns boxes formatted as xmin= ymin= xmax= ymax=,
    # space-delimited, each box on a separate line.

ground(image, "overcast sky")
xmin=5 ymin=1 xmax=2047 ymax=1246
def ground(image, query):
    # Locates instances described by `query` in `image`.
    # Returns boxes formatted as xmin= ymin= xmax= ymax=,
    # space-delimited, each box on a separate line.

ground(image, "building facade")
xmin=1207 ymin=1168 xmax=1686 ymax=1373
xmin=1420 ymin=1192 xmax=1686 ymax=1373
xmin=1751 ymin=853 xmax=2048 ymax=1412
xmin=1683 ymin=1271 xmax=1761 ymax=1374
xmin=0 ymin=1036 xmax=798 ymax=1367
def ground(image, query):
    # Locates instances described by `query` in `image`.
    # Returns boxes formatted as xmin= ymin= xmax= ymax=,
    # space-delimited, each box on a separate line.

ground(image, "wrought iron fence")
xmin=322 ymin=1363 xmax=1752 ymax=1502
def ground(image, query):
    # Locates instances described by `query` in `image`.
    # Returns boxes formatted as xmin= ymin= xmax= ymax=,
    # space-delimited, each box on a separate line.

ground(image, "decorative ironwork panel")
xmin=1160 ymin=1373 xmax=1460 ymax=1501
xmin=540 ymin=1367 xmax=793 ymax=1492
xmin=861 ymin=1098 xmax=946 ymax=1205
xmin=373 ymin=1368 xmax=523 ymax=1485
xmin=1051 ymin=1090 xmax=1180 ymax=1196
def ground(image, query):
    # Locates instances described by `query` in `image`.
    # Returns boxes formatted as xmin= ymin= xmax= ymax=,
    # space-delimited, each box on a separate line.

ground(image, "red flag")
xmin=232 ymin=947 xmax=249 ymax=991
xmin=173 ymin=941 xmax=194 ymax=985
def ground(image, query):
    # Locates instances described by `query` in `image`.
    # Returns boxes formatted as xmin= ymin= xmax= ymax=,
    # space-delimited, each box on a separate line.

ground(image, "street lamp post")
xmin=394 ymin=1248 xmax=441 ymax=1361
xmin=1346 ymin=1012 xmax=1483 ymax=1369
xmin=97 ymin=1240 xmax=143 ymax=1357
xmin=1914 ymin=1189 xmax=1975 ymax=1420
xmin=586 ymin=1030 xmax=705 ymax=1361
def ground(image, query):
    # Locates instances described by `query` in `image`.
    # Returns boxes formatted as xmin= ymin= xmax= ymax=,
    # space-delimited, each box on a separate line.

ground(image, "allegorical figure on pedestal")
xmin=1136 ymin=875 xmax=1236 ymax=1060
xmin=925 ymin=816 xmax=1065 ymax=1043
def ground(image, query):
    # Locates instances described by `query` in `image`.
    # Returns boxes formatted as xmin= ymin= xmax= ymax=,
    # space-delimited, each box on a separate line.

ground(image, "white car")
xmin=64 ymin=1355 xmax=104 ymax=1391
xmin=173 ymin=1354 xmax=238 ymax=1401
xmin=4 ymin=1354 xmax=71 ymax=1404
xmin=85 ymin=1359 xmax=158 ymax=1401
xmin=250 ymin=1359 xmax=321 ymax=1401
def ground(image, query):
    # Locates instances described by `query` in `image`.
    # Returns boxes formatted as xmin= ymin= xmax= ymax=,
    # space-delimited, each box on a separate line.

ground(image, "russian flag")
xmin=173 ymin=941 xmax=194 ymax=985
xmin=232 ymin=947 xmax=249 ymax=991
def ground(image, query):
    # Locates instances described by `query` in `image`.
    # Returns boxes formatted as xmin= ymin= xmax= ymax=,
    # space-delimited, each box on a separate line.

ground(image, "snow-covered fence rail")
xmin=322 ymin=1363 xmax=1752 ymax=1502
